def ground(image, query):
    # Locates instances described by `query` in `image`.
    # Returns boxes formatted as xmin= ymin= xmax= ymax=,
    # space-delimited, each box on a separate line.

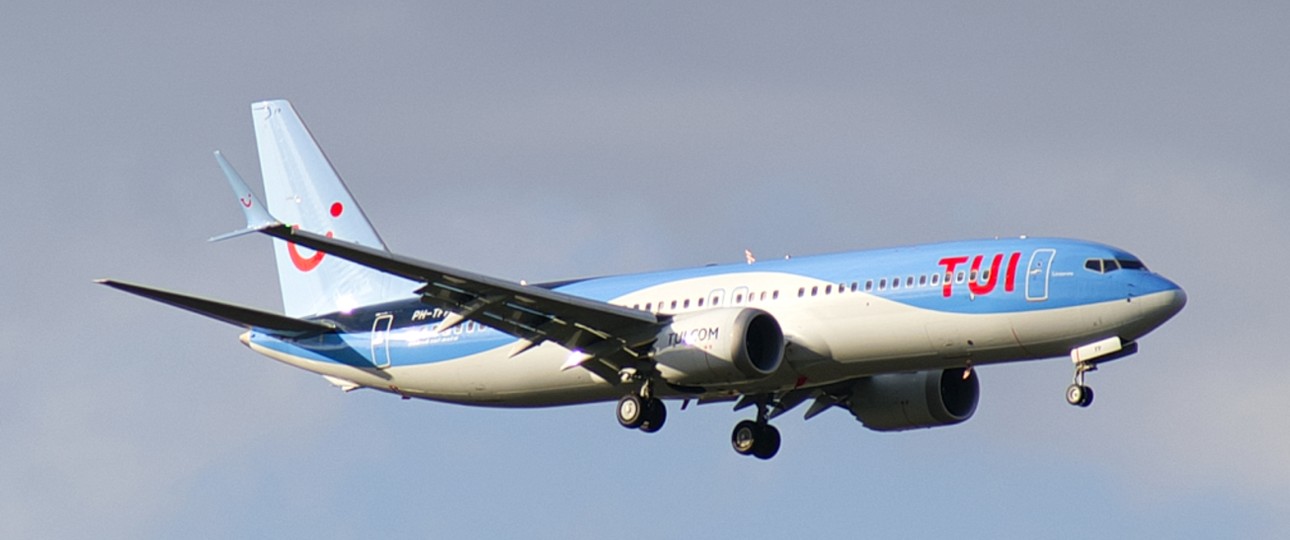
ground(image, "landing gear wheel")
xmin=731 ymin=420 xmax=781 ymax=459
xmin=639 ymin=398 xmax=667 ymax=433
xmin=752 ymin=424 xmax=781 ymax=460
xmin=1066 ymin=384 xmax=1094 ymax=407
xmin=731 ymin=420 xmax=759 ymax=455
xmin=617 ymin=394 xmax=645 ymax=429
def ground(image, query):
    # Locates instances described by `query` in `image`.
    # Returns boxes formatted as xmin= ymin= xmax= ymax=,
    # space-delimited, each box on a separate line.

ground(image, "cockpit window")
xmin=1084 ymin=257 xmax=1149 ymax=274
xmin=1118 ymin=259 xmax=1147 ymax=271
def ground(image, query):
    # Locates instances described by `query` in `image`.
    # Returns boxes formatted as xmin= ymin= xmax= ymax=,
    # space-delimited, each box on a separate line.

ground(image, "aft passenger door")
xmin=371 ymin=313 xmax=394 ymax=368
xmin=1026 ymin=249 xmax=1056 ymax=302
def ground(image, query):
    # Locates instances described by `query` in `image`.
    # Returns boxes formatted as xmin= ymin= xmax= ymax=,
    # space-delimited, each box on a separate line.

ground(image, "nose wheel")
xmin=731 ymin=399 xmax=780 ymax=459
xmin=1066 ymin=383 xmax=1093 ymax=407
xmin=1066 ymin=362 xmax=1095 ymax=408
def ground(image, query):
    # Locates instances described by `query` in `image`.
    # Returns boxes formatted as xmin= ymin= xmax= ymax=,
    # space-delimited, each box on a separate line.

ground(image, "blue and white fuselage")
xmin=103 ymin=100 xmax=1185 ymax=459
xmin=246 ymin=237 xmax=1183 ymax=406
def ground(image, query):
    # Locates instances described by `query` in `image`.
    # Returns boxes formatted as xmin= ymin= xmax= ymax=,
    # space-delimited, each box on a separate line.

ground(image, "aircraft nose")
xmin=1143 ymin=280 xmax=1187 ymax=323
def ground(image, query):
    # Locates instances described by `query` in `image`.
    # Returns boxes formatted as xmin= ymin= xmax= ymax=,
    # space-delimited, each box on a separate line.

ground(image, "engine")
xmin=651 ymin=308 xmax=784 ymax=386
xmin=847 ymin=368 xmax=979 ymax=431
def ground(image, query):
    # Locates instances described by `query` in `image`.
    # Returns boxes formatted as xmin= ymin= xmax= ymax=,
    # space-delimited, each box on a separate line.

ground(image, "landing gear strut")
xmin=617 ymin=381 xmax=666 ymax=432
xmin=731 ymin=400 xmax=780 ymax=460
xmin=1066 ymin=362 xmax=1095 ymax=408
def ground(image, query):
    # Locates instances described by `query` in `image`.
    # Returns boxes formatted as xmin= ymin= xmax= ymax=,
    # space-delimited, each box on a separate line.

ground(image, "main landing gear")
xmin=1066 ymin=361 xmax=1095 ymax=408
xmin=617 ymin=390 xmax=666 ymax=433
xmin=731 ymin=400 xmax=780 ymax=460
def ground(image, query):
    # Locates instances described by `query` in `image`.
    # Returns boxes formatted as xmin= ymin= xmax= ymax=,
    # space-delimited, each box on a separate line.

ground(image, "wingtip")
xmin=213 ymin=151 xmax=278 ymax=235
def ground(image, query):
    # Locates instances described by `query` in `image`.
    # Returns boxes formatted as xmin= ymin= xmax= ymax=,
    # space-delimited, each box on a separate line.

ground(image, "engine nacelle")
xmin=651 ymin=308 xmax=784 ymax=386
xmin=848 ymin=368 xmax=979 ymax=431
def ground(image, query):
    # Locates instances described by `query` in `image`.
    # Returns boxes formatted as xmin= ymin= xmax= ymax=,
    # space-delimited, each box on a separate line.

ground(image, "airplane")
xmin=101 ymin=99 xmax=1187 ymax=459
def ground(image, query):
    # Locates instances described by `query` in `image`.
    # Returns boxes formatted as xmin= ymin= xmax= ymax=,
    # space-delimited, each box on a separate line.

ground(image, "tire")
xmin=617 ymin=394 xmax=645 ymax=429
xmin=731 ymin=420 xmax=759 ymax=455
xmin=752 ymin=424 xmax=780 ymax=460
xmin=1066 ymin=384 xmax=1085 ymax=406
xmin=1078 ymin=386 xmax=1094 ymax=408
xmin=639 ymin=398 xmax=667 ymax=433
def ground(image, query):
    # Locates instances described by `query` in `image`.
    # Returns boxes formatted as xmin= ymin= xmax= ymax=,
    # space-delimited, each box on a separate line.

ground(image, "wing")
xmin=258 ymin=224 xmax=666 ymax=373
xmin=98 ymin=279 xmax=334 ymax=337
xmin=209 ymin=149 xmax=665 ymax=378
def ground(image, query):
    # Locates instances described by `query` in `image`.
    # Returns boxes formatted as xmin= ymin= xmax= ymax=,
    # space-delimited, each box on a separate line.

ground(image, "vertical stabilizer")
xmin=251 ymin=99 xmax=414 ymax=316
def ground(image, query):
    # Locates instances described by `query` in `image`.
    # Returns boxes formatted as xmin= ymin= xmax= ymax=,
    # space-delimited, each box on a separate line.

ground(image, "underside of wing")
xmin=98 ymin=279 xmax=333 ymax=337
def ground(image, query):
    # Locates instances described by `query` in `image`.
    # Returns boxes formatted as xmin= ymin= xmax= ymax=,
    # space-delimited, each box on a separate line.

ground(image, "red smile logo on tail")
xmin=287 ymin=202 xmax=343 ymax=272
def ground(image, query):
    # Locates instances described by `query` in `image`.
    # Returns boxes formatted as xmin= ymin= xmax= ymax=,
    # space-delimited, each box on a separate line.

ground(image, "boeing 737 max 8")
xmin=101 ymin=100 xmax=1186 ymax=459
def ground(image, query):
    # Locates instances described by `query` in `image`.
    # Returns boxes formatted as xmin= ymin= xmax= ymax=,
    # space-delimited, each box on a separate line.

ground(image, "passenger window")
xmin=879 ymin=279 xmax=886 ymax=290
xmin=670 ymin=300 xmax=677 ymax=309
xmin=772 ymin=290 xmax=780 ymax=300
xmin=760 ymin=292 xmax=767 ymax=301
xmin=919 ymin=275 xmax=927 ymax=286
xmin=798 ymin=287 xmax=805 ymax=298
xmin=956 ymin=272 xmax=965 ymax=283
xmin=712 ymin=297 xmax=721 ymax=306
xmin=697 ymin=298 xmax=705 ymax=307
xmin=850 ymin=282 xmax=858 ymax=292
xmin=906 ymin=276 xmax=914 ymax=287
xmin=811 ymin=286 xmax=819 ymax=296
xmin=865 ymin=280 xmax=874 ymax=291
xmin=683 ymin=299 xmax=690 ymax=308
xmin=892 ymin=278 xmax=900 ymax=290
xmin=645 ymin=302 xmax=652 ymax=311
xmin=825 ymin=285 xmax=832 ymax=295
xmin=735 ymin=294 xmax=743 ymax=304
xmin=931 ymin=274 xmax=940 ymax=285
xmin=969 ymin=270 xmax=978 ymax=282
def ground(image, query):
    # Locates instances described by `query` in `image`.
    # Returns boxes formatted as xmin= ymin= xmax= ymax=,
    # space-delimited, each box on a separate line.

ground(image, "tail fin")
xmin=250 ymin=99 xmax=414 ymax=316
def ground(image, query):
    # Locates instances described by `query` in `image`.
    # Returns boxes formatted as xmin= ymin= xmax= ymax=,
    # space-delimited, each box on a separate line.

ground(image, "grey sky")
xmin=2 ymin=2 xmax=1287 ymax=538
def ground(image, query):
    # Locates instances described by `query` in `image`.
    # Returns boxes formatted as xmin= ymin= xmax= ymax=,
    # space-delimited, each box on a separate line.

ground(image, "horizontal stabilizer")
xmin=97 ymin=279 xmax=333 ymax=337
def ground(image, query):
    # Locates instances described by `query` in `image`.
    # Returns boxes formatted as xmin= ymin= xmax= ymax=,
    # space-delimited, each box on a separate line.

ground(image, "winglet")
xmin=210 ymin=150 xmax=280 ymax=242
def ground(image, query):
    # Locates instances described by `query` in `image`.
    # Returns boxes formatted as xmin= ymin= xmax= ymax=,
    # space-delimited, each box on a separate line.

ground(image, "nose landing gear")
xmin=1066 ymin=362 xmax=1095 ymax=408
xmin=1065 ymin=337 xmax=1138 ymax=407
